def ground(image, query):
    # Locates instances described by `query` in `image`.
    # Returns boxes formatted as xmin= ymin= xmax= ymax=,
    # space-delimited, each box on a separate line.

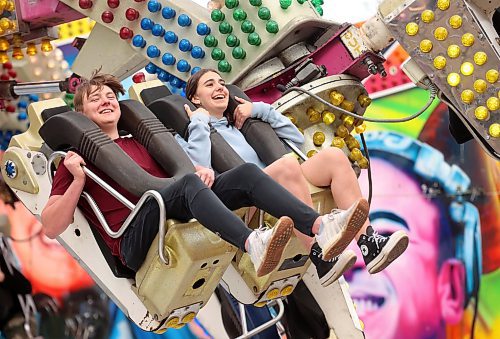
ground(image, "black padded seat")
xmin=147 ymin=94 xmax=245 ymax=173
xmin=41 ymin=105 xmax=72 ymax=122
xmin=140 ymin=85 xmax=172 ymax=107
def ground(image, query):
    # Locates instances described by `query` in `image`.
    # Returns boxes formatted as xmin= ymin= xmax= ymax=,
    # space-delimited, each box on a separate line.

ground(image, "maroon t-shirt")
xmin=50 ymin=137 xmax=169 ymax=260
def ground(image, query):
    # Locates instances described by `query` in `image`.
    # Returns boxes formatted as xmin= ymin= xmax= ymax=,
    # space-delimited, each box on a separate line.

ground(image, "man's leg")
xmin=120 ymin=173 xmax=292 ymax=275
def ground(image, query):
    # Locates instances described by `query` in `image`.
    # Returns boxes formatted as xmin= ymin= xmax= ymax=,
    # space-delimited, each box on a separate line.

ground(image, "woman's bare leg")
xmin=263 ymin=157 xmax=316 ymax=250
xmin=300 ymin=148 xmax=370 ymax=240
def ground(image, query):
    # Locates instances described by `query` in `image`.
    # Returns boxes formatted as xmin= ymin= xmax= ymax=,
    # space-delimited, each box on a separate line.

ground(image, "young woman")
xmin=178 ymin=69 xmax=409 ymax=286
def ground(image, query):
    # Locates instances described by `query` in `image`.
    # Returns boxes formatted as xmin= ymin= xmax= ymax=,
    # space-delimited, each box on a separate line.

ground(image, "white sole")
xmin=367 ymin=231 xmax=409 ymax=274
xmin=320 ymin=251 xmax=356 ymax=287
xmin=256 ymin=216 xmax=294 ymax=277
xmin=321 ymin=199 xmax=369 ymax=261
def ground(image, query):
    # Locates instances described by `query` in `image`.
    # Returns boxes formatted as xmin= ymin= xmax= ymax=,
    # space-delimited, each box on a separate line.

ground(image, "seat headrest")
xmin=140 ymin=85 xmax=172 ymax=107
xmin=224 ymin=85 xmax=251 ymax=124
xmin=41 ymin=104 xmax=72 ymax=122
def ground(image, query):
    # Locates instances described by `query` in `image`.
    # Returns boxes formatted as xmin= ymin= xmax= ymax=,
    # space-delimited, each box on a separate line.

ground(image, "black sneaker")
xmin=310 ymin=243 xmax=356 ymax=287
xmin=357 ymin=226 xmax=409 ymax=274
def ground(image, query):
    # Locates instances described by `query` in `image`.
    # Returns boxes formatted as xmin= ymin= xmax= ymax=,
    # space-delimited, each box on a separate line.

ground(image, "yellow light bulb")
xmin=419 ymin=39 xmax=433 ymax=53
xmin=5 ymin=0 xmax=14 ymax=11
xmin=461 ymin=90 xmax=475 ymax=104
xmin=485 ymin=69 xmax=499 ymax=83
xmin=473 ymin=79 xmax=487 ymax=93
xmin=486 ymin=97 xmax=500 ymax=111
xmin=267 ymin=288 xmax=280 ymax=299
xmin=348 ymin=148 xmax=363 ymax=162
xmin=329 ymin=90 xmax=344 ymax=106
xmin=307 ymin=150 xmax=317 ymax=158
xmin=0 ymin=51 xmax=8 ymax=64
xmin=331 ymin=137 xmax=346 ymax=148
xmin=357 ymin=94 xmax=372 ymax=108
xmin=12 ymin=47 xmax=23 ymax=60
xmin=345 ymin=135 xmax=361 ymax=150
xmin=341 ymin=100 xmax=355 ymax=112
xmin=461 ymin=33 xmax=475 ymax=47
xmin=434 ymin=27 xmax=448 ymax=41
xmin=489 ymin=123 xmax=499 ymax=138
xmin=473 ymin=52 xmax=487 ymax=66
xmin=460 ymin=62 xmax=474 ymax=76
xmin=0 ymin=38 xmax=9 ymax=51
xmin=0 ymin=18 xmax=10 ymax=31
xmin=449 ymin=15 xmax=462 ymax=28
xmin=437 ymin=0 xmax=450 ymax=10
xmin=0 ymin=0 xmax=6 ymax=11
xmin=280 ymin=285 xmax=294 ymax=296
xmin=343 ymin=115 xmax=355 ymax=127
xmin=307 ymin=107 xmax=321 ymax=123
xmin=421 ymin=10 xmax=434 ymax=23
xmin=26 ymin=43 xmax=37 ymax=56
xmin=447 ymin=73 xmax=461 ymax=87
xmin=41 ymin=39 xmax=53 ymax=52
xmin=447 ymin=45 xmax=460 ymax=58
xmin=406 ymin=22 xmax=419 ymax=36
xmin=313 ymin=131 xmax=326 ymax=146
xmin=322 ymin=111 xmax=335 ymax=125
xmin=182 ymin=312 xmax=196 ymax=323
xmin=166 ymin=317 xmax=180 ymax=327
xmin=433 ymin=56 xmax=447 ymax=70
xmin=336 ymin=125 xmax=349 ymax=138
xmin=358 ymin=157 xmax=369 ymax=169
xmin=355 ymin=123 xmax=366 ymax=134
xmin=474 ymin=106 xmax=488 ymax=121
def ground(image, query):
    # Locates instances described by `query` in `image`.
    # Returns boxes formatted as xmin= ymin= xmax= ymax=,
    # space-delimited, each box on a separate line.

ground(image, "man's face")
xmin=348 ymin=158 xmax=443 ymax=339
xmin=81 ymin=85 xmax=121 ymax=130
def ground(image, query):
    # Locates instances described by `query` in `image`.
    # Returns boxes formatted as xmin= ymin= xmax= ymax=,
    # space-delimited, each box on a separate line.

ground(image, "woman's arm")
xmin=251 ymin=102 xmax=305 ymax=145
xmin=175 ymin=106 xmax=213 ymax=168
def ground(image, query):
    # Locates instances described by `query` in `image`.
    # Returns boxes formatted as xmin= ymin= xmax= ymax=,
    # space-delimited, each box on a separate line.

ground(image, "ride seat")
xmin=135 ymin=82 xmax=318 ymax=305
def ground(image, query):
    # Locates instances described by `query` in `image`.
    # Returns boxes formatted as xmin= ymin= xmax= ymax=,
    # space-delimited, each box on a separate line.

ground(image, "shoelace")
xmin=326 ymin=209 xmax=341 ymax=220
xmin=311 ymin=249 xmax=338 ymax=262
xmin=368 ymin=231 xmax=386 ymax=250
xmin=254 ymin=225 xmax=270 ymax=246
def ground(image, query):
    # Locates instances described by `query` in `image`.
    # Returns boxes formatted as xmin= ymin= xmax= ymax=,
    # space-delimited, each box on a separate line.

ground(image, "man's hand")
xmin=195 ymin=166 xmax=215 ymax=188
xmin=184 ymin=104 xmax=210 ymax=118
xmin=233 ymin=96 xmax=253 ymax=129
xmin=64 ymin=151 xmax=86 ymax=183
xmin=0 ymin=269 xmax=4 ymax=282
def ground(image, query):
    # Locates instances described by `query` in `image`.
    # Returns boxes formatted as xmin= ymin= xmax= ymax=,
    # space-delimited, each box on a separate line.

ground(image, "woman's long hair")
xmin=185 ymin=68 xmax=235 ymax=126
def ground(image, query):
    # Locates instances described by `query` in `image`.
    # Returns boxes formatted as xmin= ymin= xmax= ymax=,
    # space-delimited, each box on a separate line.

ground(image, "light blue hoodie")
xmin=176 ymin=102 xmax=304 ymax=169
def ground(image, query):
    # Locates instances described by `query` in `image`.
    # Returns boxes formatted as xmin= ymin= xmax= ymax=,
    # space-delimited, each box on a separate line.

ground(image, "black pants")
xmin=120 ymin=163 xmax=319 ymax=272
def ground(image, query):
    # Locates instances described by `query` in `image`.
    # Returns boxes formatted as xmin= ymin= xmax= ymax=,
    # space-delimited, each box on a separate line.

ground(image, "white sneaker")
xmin=248 ymin=216 xmax=294 ymax=277
xmin=316 ymin=198 xmax=369 ymax=261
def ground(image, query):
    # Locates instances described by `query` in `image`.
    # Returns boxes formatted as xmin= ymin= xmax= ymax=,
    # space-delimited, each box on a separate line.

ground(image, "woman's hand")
xmin=233 ymin=96 xmax=253 ymax=129
xmin=184 ymin=104 xmax=210 ymax=118
xmin=195 ymin=166 xmax=215 ymax=188
xmin=64 ymin=151 xmax=86 ymax=183
xmin=0 ymin=268 xmax=4 ymax=282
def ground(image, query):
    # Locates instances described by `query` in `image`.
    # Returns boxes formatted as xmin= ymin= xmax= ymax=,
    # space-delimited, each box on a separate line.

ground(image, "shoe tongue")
xmin=366 ymin=225 xmax=375 ymax=236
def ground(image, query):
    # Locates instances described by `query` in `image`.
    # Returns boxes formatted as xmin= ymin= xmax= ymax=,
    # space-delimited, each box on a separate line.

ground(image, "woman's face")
xmin=191 ymin=71 xmax=229 ymax=116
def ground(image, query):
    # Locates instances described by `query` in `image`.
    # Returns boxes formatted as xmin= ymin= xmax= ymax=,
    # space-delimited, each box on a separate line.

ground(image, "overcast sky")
xmin=191 ymin=0 xmax=381 ymax=23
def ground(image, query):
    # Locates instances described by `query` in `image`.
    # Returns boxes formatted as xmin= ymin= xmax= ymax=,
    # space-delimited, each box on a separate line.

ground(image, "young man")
xmin=41 ymin=72 xmax=369 ymax=277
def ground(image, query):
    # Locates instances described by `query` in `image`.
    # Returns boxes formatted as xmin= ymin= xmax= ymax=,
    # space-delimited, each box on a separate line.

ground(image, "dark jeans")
xmin=120 ymin=163 xmax=319 ymax=272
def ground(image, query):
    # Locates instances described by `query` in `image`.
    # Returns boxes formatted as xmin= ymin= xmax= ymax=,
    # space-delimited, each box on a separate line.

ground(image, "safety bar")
xmin=236 ymin=299 xmax=285 ymax=339
xmin=47 ymin=151 xmax=170 ymax=265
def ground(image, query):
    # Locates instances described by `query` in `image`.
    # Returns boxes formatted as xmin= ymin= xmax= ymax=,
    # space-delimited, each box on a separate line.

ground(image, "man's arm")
xmin=41 ymin=151 xmax=86 ymax=239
